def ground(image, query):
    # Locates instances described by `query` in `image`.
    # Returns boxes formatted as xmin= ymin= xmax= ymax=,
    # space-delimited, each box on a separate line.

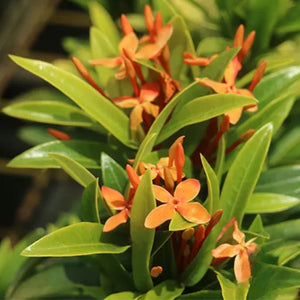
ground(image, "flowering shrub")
xmin=2 ymin=1 xmax=300 ymax=299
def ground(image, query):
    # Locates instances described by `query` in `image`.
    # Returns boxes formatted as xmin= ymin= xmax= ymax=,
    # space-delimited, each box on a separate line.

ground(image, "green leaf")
xmin=153 ymin=0 xmax=177 ymax=23
xmin=81 ymin=179 xmax=100 ymax=223
xmin=197 ymin=37 xmax=232 ymax=56
xmin=278 ymin=244 xmax=300 ymax=266
xmin=266 ymin=219 xmax=300 ymax=242
xmin=22 ymin=222 xmax=130 ymax=257
xmin=254 ymin=66 xmax=300 ymax=109
xmin=140 ymin=280 xmax=184 ymax=300
xmin=90 ymin=27 xmax=116 ymax=87
xmin=169 ymin=212 xmax=197 ymax=231
xmin=276 ymin=4 xmax=300 ymax=35
xmin=158 ymin=94 xmax=256 ymax=143
xmin=101 ymin=152 xmax=128 ymax=193
xmin=220 ymin=123 xmax=273 ymax=226
xmin=227 ymin=94 xmax=295 ymax=144
xmin=49 ymin=153 xmax=96 ymax=187
xmin=245 ymin=193 xmax=300 ymax=214
xmin=8 ymin=262 xmax=106 ymax=300
xmin=216 ymin=272 xmax=249 ymax=300
xmin=248 ymin=262 xmax=300 ymax=300
xmin=151 ymin=231 xmax=173 ymax=258
xmin=269 ymin=127 xmax=300 ymax=166
xmin=2 ymin=100 xmax=97 ymax=128
xmin=130 ymin=171 xmax=156 ymax=292
xmin=9 ymin=55 xmax=136 ymax=148
xmin=105 ymin=291 xmax=139 ymax=300
xmin=255 ymin=165 xmax=300 ymax=198
xmin=177 ymin=290 xmax=222 ymax=299
xmin=247 ymin=215 xmax=270 ymax=244
xmin=89 ymin=1 xmax=120 ymax=49
xmin=215 ymin=135 xmax=226 ymax=182
xmin=201 ymin=154 xmax=220 ymax=213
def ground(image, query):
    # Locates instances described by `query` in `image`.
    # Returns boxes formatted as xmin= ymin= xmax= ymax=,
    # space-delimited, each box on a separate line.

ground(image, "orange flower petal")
xmin=236 ymin=88 xmax=253 ymax=98
xmin=234 ymin=249 xmax=251 ymax=283
xmin=114 ymin=98 xmax=139 ymax=108
xmin=101 ymin=186 xmax=126 ymax=209
xmin=198 ymin=78 xmax=229 ymax=94
xmin=129 ymin=104 xmax=144 ymax=130
xmin=168 ymin=136 xmax=185 ymax=167
xmin=212 ymin=244 xmax=240 ymax=258
xmin=115 ymin=63 xmax=127 ymax=80
xmin=233 ymin=221 xmax=245 ymax=244
xmin=177 ymin=202 xmax=210 ymax=224
xmin=246 ymin=242 xmax=257 ymax=254
xmin=174 ymin=179 xmax=200 ymax=202
xmin=152 ymin=185 xmax=174 ymax=203
xmin=89 ymin=57 xmax=122 ymax=68
xmin=226 ymin=107 xmax=243 ymax=125
xmin=119 ymin=32 xmax=139 ymax=56
xmin=142 ymin=102 xmax=159 ymax=118
xmin=140 ymin=82 xmax=160 ymax=102
xmin=224 ymin=57 xmax=241 ymax=86
xmin=136 ymin=43 xmax=161 ymax=59
xmin=103 ymin=209 xmax=128 ymax=232
xmin=155 ymin=23 xmax=173 ymax=48
xmin=144 ymin=204 xmax=175 ymax=228
xmin=184 ymin=57 xmax=211 ymax=66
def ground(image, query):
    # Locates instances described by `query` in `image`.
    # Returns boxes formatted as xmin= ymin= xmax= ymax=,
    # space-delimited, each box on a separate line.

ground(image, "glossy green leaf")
xmin=140 ymin=280 xmax=184 ymax=300
xmin=18 ymin=125 xmax=54 ymax=146
xmin=255 ymin=165 xmax=300 ymax=198
xmin=197 ymin=37 xmax=232 ymax=56
xmin=151 ymin=231 xmax=172 ymax=257
xmin=215 ymin=135 xmax=226 ymax=182
xmin=8 ymin=262 xmax=106 ymax=300
xmin=254 ymin=66 xmax=300 ymax=109
xmin=105 ymin=291 xmax=139 ymax=300
xmin=81 ymin=179 xmax=100 ymax=223
xmin=248 ymin=262 xmax=300 ymax=300
xmin=8 ymin=140 xmax=123 ymax=169
xmin=201 ymin=154 xmax=220 ymax=213
xmin=169 ymin=212 xmax=197 ymax=231
xmin=247 ymin=215 xmax=269 ymax=244
xmin=276 ymin=4 xmax=300 ymax=35
xmin=101 ymin=153 xmax=127 ymax=193
xmin=9 ymin=55 xmax=136 ymax=148
xmin=228 ymin=95 xmax=295 ymax=144
xmin=278 ymin=244 xmax=300 ymax=266
xmin=49 ymin=153 xmax=96 ymax=187
xmin=270 ymin=127 xmax=300 ymax=166
xmin=22 ymin=222 xmax=130 ymax=257
xmin=158 ymin=93 xmax=256 ymax=144
xmin=153 ymin=0 xmax=177 ymax=23
xmin=220 ymin=123 xmax=273 ymax=226
xmin=2 ymin=100 xmax=97 ymax=128
xmin=89 ymin=2 xmax=120 ymax=48
xmin=90 ymin=26 xmax=116 ymax=87
xmin=266 ymin=219 xmax=300 ymax=242
xmin=245 ymin=193 xmax=300 ymax=214
xmin=216 ymin=272 xmax=249 ymax=300
xmin=130 ymin=171 xmax=156 ymax=292
xmin=177 ymin=290 xmax=222 ymax=299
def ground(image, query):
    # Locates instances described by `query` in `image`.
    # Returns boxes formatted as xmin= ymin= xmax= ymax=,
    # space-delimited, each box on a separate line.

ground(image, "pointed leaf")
xmin=49 ymin=153 xmax=95 ymax=187
xmin=105 ymin=291 xmax=139 ymax=300
xmin=201 ymin=154 xmax=220 ymax=213
xmin=101 ymin=153 xmax=128 ymax=193
xmin=220 ymin=124 xmax=273 ymax=226
xmin=245 ymin=193 xmax=300 ymax=214
xmin=2 ymin=100 xmax=97 ymax=128
xmin=22 ymin=222 xmax=130 ymax=257
xmin=130 ymin=170 xmax=156 ymax=292
xmin=177 ymin=290 xmax=222 ymax=299
xmin=81 ymin=179 xmax=100 ymax=223
xmin=215 ymin=135 xmax=226 ymax=182
xmin=266 ymin=219 xmax=300 ymax=242
xmin=158 ymin=94 xmax=256 ymax=143
xmin=9 ymin=55 xmax=136 ymax=148
xmin=169 ymin=212 xmax=197 ymax=231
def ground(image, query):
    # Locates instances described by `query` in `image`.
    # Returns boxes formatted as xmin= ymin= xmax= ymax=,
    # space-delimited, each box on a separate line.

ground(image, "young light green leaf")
xmin=81 ymin=179 xmax=100 ymax=223
xmin=157 ymin=94 xmax=256 ymax=143
xmin=177 ymin=290 xmax=222 ymax=299
xmin=105 ymin=291 xmax=139 ymax=300
xmin=130 ymin=171 xmax=156 ymax=292
xmin=255 ymin=165 xmax=300 ymax=198
xmin=169 ymin=212 xmax=197 ymax=231
xmin=220 ymin=123 xmax=273 ymax=226
xmin=248 ymin=262 xmax=300 ymax=300
xmin=2 ymin=100 xmax=97 ymax=128
xmin=101 ymin=153 xmax=128 ymax=193
xmin=216 ymin=272 xmax=249 ymax=300
xmin=140 ymin=280 xmax=184 ymax=300
xmin=89 ymin=2 xmax=120 ymax=48
xmin=7 ymin=140 xmax=125 ymax=169
xmin=201 ymin=154 xmax=220 ymax=213
xmin=22 ymin=222 xmax=130 ymax=257
xmin=276 ymin=4 xmax=300 ymax=35
xmin=153 ymin=0 xmax=177 ymax=22
xmin=245 ymin=193 xmax=300 ymax=214
xmin=197 ymin=37 xmax=232 ymax=56
xmin=49 ymin=153 xmax=96 ymax=187
xmin=9 ymin=55 xmax=136 ymax=148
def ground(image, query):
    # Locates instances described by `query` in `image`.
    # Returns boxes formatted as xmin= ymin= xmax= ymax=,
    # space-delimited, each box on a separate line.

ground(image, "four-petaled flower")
xmin=212 ymin=221 xmax=257 ymax=283
xmin=113 ymin=82 xmax=160 ymax=130
xmin=144 ymin=179 xmax=210 ymax=229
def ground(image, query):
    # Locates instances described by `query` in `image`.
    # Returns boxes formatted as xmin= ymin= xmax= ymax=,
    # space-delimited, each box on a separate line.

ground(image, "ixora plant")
xmin=2 ymin=2 xmax=300 ymax=299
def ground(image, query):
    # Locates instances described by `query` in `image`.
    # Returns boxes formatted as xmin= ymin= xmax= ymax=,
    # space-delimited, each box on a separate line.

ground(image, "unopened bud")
xmin=48 ymin=128 xmax=71 ymax=141
xmin=120 ymin=14 xmax=133 ymax=35
xmin=126 ymin=164 xmax=140 ymax=189
xmin=239 ymin=129 xmax=255 ymax=143
xmin=150 ymin=266 xmax=163 ymax=278
xmin=182 ymin=228 xmax=195 ymax=241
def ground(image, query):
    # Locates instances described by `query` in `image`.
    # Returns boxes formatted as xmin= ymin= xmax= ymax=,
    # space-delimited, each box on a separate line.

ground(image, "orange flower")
xmin=101 ymin=165 xmax=140 ymax=232
xmin=183 ymin=52 xmax=218 ymax=66
xmin=212 ymin=221 xmax=257 ymax=283
xmin=144 ymin=179 xmax=210 ymax=229
xmin=113 ymin=82 xmax=160 ymax=130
